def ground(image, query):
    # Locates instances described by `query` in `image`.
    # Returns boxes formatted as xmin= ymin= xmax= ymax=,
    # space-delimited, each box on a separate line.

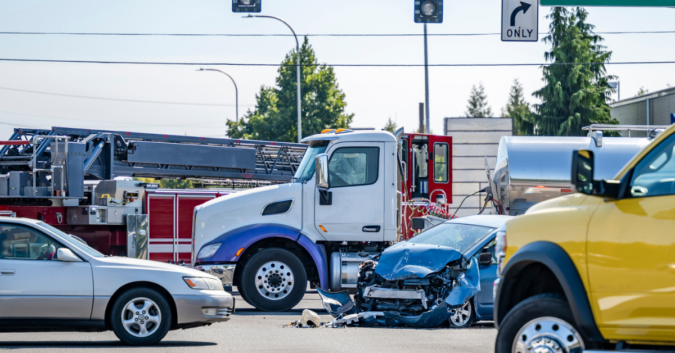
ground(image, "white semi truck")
xmin=191 ymin=128 xmax=455 ymax=311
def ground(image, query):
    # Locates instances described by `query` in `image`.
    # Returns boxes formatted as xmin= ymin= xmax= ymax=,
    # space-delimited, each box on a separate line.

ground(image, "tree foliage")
xmin=533 ymin=7 xmax=618 ymax=136
xmin=636 ymin=87 xmax=649 ymax=97
xmin=135 ymin=178 xmax=193 ymax=189
xmin=502 ymin=79 xmax=535 ymax=136
xmin=383 ymin=117 xmax=398 ymax=133
xmin=227 ymin=37 xmax=353 ymax=142
xmin=465 ymin=83 xmax=493 ymax=118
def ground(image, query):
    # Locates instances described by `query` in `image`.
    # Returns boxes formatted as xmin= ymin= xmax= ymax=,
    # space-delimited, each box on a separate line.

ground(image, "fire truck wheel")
xmin=239 ymin=248 xmax=307 ymax=312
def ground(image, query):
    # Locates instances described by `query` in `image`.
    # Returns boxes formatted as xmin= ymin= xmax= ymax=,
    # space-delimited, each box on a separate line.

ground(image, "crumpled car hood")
xmin=375 ymin=242 xmax=465 ymax=281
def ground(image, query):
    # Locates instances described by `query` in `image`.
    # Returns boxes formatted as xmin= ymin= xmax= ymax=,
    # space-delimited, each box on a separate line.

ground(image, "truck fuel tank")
xmin=492 ymin=135 xmax=651 ymax=215
xmin=330 ymin=251 xmax=378 ymax=292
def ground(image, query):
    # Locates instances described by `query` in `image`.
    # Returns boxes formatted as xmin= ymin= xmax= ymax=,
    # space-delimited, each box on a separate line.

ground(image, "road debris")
xmin=317 ymin=242 xmax=480 ymax=328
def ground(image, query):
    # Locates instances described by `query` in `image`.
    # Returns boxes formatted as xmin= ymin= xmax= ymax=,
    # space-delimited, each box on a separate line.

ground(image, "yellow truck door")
xmin=587 ymin=132 xmax=675 ymax=343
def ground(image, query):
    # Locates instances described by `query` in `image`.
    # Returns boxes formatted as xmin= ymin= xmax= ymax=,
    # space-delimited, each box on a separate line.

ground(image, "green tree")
xmin=134 ymin=178 xmax=193 ymax=189
xmin=502 ymin=79 xmax=535 ymax=136
xmin=383 ymin=117 xmax=398 ymax=133
xmin=465 ymin=83 xmax=493 ymax=118
xmin=227 ymin=37 xmax=353 ymax=142
xmin=636 ymin=87 xmax=649 ymax=97
xmin=533 ymin=7 xmax=618 ymax=136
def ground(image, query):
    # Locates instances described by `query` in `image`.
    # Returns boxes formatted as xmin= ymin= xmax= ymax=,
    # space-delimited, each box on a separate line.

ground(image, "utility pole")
xmin=419 ymin=103 xmax=425 ymax=133
xmin=424 ymin=23 xmax=430 ymax=134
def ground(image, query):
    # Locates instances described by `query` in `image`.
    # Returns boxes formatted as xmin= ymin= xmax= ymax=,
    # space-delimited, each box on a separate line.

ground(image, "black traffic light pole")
xmin=424 ymin=23 xmax=430 ymax=134
xmin=415 ymin=0 xmax=442 ymax=134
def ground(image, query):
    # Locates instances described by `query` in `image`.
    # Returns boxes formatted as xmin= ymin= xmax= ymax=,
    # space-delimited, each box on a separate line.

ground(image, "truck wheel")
xmin=110 ymin=287 xmax=172 ymax=346
xmin=449 ymin=299 xmax=475 ymax=328
xmin=239 ymin=248 xmax=307 ymax=312
xmin=495 ymin=294 xmax=588 ymax=353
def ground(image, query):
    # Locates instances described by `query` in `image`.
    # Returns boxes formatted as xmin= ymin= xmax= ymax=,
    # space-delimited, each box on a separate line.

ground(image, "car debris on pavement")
xmin=314 ymin=242 xmax=481 ymax=329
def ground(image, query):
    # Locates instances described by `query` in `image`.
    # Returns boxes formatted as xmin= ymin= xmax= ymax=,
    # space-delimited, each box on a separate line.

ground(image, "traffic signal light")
xmin=232 ymin=0 xmax=261 ymax=13
xmin=414 ymin=0 xmax=443 ymax=23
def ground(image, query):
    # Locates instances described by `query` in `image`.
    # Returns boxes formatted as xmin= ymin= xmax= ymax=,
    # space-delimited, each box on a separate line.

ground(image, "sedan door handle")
xmin=1 ymin=269 xmax=15 ymax=275
xmin=362 ymin=226 xmax=381 ymax=233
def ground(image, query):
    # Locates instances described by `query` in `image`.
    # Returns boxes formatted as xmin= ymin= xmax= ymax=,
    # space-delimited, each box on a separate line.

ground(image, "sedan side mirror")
xmin=57 ymin=248 xmax=82 ymax=262
xmin=478 ymin=252 xmax=492 ymax=266
xmin=315 ymin=154 xmax=330 ymax=190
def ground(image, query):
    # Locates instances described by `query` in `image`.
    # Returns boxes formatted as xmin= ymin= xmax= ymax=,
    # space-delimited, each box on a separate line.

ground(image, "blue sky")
xmin=0 ymin=0 xmax=672 ymax=139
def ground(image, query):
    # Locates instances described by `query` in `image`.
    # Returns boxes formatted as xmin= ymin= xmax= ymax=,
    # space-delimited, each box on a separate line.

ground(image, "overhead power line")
xmin=0 ymin=31 xmax=672 ymax=37
xmin=0 ymin=58 xmax=673 ymax=67
xmin=0 ymin=86 xmax=253 ymax=107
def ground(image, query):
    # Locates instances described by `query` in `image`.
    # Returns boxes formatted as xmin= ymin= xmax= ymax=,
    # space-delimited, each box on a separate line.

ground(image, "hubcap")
xmin=255 ymin=261 xmax=294 ymax=301
xmin=121 ymin=297 xmax=162 ymax=338
xmin=512 ymin=317 xmax=584 ymax=353
xmin=450 ymin=300 xmax=472 ymax=327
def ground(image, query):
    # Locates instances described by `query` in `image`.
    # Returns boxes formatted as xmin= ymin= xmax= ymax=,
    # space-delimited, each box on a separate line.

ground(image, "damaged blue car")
xmin=317 ymin=215 xmax=511 ymax=329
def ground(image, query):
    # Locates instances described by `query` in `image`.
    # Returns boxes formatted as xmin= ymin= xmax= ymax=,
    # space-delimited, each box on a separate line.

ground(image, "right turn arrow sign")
xmin=502 ymin=0 xmax=539 ymax=42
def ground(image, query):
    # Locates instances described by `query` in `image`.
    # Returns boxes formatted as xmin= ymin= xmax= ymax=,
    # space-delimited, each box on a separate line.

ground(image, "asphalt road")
xmin=0 ymin=290 xmax=497 ymax=353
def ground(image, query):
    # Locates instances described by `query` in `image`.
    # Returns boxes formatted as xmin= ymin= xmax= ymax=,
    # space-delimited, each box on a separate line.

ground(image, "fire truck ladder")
xmin=0 ymin=127 xmax=308 ymax=184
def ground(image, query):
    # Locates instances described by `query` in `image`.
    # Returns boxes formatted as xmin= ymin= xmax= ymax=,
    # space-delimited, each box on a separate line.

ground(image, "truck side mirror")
xmin=571 ymin=150 xmax=595 ymax=195
xmin=315 ymin=154 xmax=330 ymax=189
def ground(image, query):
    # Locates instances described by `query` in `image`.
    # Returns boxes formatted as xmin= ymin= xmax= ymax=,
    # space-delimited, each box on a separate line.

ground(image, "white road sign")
xmin=502 ymin=0 xmax=539 ymax=42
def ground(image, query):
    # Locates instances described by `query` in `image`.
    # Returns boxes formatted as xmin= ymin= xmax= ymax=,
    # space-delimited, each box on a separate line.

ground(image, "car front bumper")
xmin=195 ymin=264 xmax=236 ymax=289
xmin=173 ymin=291 xmax=235 ymax=325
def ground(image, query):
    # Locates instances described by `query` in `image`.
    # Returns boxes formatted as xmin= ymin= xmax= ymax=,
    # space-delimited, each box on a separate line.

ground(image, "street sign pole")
xmin=424 ymin=23 xmax=430 ymax=134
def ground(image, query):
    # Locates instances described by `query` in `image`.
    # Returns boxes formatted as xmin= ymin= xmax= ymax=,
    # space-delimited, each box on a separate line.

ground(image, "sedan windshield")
xmin=407 ymin=223 xmax=495 ymax=255
xmin=36 ymin=222 xmax=104 ymax=258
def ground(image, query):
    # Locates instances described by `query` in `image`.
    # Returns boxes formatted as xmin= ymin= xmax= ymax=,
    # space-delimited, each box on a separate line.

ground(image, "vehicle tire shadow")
xmin=0 ymin=341 xmax=217 ymax=348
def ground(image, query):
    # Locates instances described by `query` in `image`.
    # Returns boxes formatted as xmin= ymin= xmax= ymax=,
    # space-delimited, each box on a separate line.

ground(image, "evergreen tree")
xmin=465 ymin=83 xmax=493 ymax=118
xmin=383 ymin=117 xmax=398 ymax=133
xmin=502 ymin=79 xmax=535 ymax=136
xmin=227 ymin=37 xmax=353 ymax=142
xmin=533 ymin=7 xmax=618 ymax=136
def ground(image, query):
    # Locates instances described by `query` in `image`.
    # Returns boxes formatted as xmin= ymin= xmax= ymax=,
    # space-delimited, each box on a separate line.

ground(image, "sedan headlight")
xmin=197 ymin=243 xmax=222 ymax=259
xmin=184 ymin=277 xmax=223 ymax=291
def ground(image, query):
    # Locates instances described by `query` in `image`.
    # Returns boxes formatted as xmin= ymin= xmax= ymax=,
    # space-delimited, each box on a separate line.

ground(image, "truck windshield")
xmin=294 ymin=141 xmax=328 ymax=183
xmin=407 ymin=223 xmax=495 ymax=255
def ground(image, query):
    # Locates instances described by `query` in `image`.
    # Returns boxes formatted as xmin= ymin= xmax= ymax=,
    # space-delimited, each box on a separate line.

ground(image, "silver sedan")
xmin=0 ymin=217 xmax=234 ymax=345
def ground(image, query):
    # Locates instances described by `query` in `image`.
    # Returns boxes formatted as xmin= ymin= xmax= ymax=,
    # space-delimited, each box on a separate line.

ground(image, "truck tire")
xmin=110 ymin=287 xmax=172 ymax=346
xmin=495 ymin=294 xmax=591 ymax=353
xmin=239 ymin=248 xmax=307 ymax=312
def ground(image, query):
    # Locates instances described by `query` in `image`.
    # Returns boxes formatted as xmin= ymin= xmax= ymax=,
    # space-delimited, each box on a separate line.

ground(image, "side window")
xmin=630 ymin=134 xmax=675 ymax=198
xmin=434 ymin=143 xmax=449 ymax=183
xmin=0 ymin=224 xmax=63 ymax=261
xmin=329 ymin=147 xmax=379 ymax=188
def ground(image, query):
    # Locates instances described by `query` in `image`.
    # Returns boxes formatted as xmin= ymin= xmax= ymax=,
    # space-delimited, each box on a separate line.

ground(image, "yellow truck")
xmin=494 ymin=124 xmax=675 ymax=352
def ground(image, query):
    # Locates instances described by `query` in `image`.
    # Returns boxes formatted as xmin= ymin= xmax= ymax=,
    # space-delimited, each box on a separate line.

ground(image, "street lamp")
xmin=609 ymin=81 xmax=621 ymax=101
xmin=245 ymin=14 xmax=302 ymax=143
xmin=198 ymin=68 xmax=239 ymax=122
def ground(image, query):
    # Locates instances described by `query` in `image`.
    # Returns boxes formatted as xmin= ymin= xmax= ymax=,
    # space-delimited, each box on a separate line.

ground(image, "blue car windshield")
xmin=407 ymin=223 xmax=495 ymax=255
xmin=293 ymin=141 xmax=329 ymax=183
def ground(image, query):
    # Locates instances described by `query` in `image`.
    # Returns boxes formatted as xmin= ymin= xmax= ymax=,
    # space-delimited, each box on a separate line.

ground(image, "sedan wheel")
xmin=449 ymin=300 xmax=475 ymax=328
xmin=121 ymin=297 xmax=162 ymax=338
xmin=111 ymin=287 xmax=172 ymax=346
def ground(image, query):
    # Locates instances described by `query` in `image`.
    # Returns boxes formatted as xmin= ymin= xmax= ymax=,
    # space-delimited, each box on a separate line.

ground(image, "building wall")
xmin=444 ymin=117 xmax=513 ymax=217
xmin=611 ymin=88 xmax=675 ymax=137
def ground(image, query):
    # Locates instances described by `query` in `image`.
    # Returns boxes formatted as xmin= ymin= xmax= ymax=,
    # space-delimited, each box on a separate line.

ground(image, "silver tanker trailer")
xmin=490 ymin=124 xmax=670 ymax=216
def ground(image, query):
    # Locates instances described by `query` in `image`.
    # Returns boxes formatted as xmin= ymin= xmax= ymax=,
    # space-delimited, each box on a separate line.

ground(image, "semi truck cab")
xmin=192 ymin=129 xmax=403 ymax=311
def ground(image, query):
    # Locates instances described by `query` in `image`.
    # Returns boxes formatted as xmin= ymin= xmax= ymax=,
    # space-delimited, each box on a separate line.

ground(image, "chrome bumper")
xmin=195 ymin=264 xmax=236 ymax=288
xmin=173 ymin=291 xmax=235 ymax=325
